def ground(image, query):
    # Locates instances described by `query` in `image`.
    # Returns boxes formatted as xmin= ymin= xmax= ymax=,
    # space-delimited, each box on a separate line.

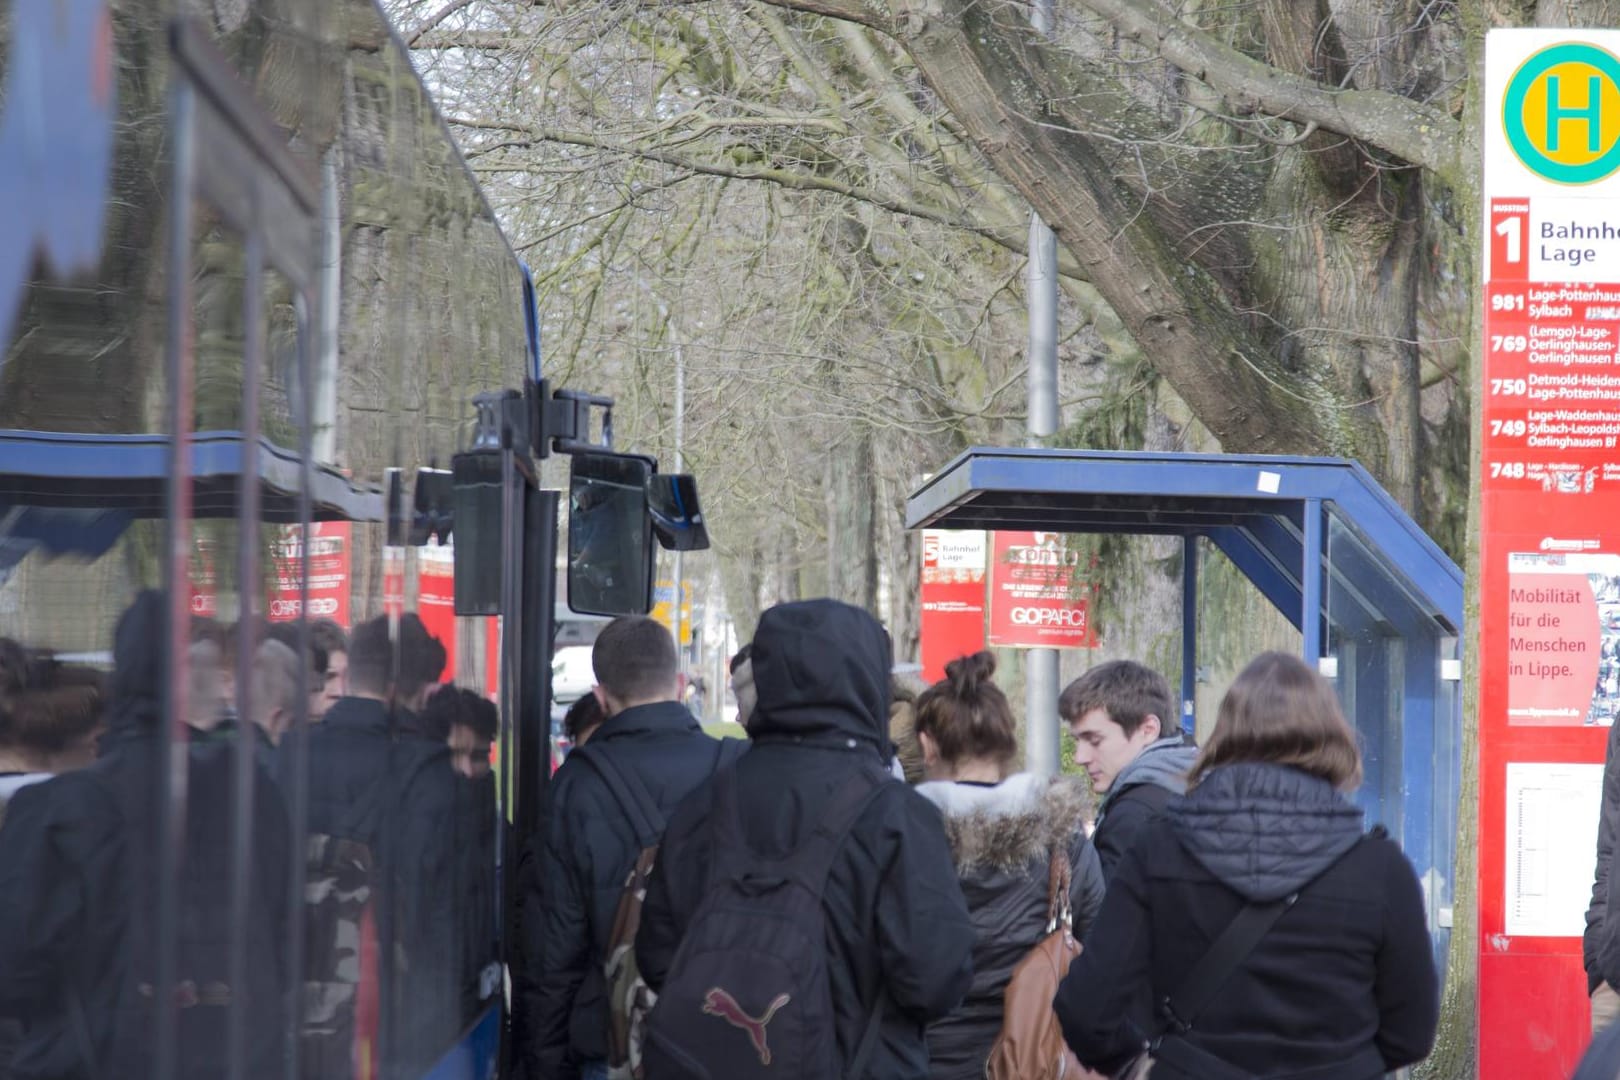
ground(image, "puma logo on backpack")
xmin=703 ymin=988 xmax=790 ymax=1065
xmin=639 ymin=766 xmax=890 ymax=1080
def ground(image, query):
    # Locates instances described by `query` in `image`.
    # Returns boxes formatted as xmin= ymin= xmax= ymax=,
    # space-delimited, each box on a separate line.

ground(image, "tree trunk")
xmin=826 ymin=428 xmax=878 ymax=613
xmin=885 ymin=479 xmax=921 ymax=664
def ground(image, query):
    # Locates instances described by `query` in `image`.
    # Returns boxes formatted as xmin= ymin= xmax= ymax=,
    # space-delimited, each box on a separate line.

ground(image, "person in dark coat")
xmin=1578 ymin=1008 xmax=1620 ymax=1080
xmin=290 ymin=611 xmax=463 ymax=1077
xmin=520 ymin=616 xmax=727 ymax=1080
xmin=0 ymin=644 xmax=105 ymax=1080
xmin=1055 ymin=651 xmax=1438 ymax=1080
xmin=1059 ymin=660 xmax=1199 ymax=880
xmin=911 ymin=651 xmax=1104 ymax=1080
xmin=0 ymin=591 xmax=293 ymax=1080
xmin=0 ymin=641 xmax=104 ymax=828
xmin=1586 ymin=717 xmax=1620 ymax=1032
xmin=420 ymin=686 xmax=500 ymax=1022
xmin=636 ymin=598 xmax=975 ymax=1079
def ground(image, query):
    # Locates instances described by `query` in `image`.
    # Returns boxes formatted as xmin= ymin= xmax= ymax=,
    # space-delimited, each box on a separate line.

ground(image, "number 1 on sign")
xmin=1495 ymin=217 xmax=1522 ymax=264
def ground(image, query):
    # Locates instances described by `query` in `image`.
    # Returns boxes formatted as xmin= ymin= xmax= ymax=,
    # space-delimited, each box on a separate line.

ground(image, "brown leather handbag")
xmin=986 ymin=845 xmax=1106 ymax=1080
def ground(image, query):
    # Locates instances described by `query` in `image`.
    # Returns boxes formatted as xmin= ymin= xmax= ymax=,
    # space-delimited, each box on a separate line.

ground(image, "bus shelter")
xmin=908 ymin=448 xmax=1464 ymax=964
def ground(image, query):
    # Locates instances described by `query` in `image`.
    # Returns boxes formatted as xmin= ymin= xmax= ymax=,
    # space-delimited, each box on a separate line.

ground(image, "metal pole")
xmin=1181 ymin=534 xmax=1199 ymax=739
xmin=672 ymin=332 xmax=685 ymax=672
xmin=313 ymin=150 xmax=341 ymax=463
xmin=1303 ymin=498 xmax=1324 ymax=662
xmin=157 ymin=72 xmax=197 ymax=1080
xmin=1023 ymin=0 xmax=1062 ymax=777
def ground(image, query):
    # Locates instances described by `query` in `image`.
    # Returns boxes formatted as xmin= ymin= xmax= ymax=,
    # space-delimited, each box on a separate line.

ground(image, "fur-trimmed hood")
xmin=916 ymin=773 xmax=1093 ymax=876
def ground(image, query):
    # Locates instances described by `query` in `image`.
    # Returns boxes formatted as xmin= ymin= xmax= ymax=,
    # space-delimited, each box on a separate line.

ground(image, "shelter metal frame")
xmin=908 ymin=447 xmax=1464 ymax=968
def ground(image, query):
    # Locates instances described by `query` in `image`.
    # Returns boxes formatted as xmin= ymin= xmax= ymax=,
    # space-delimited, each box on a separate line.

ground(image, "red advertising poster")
xmin=383 ymin=546 xmax=405 ymax=622
xmin=267 ymin=521 xmax=353 ymax=627
xmin=417 ymin=541 xmax=456 ymax=682
xmin=986 ymin=531 xmax=1096 ymax=649
xmin=919 ymin=529 xmax=987 ymax=683
xmin=1478 ymin=30 xmax=1620 ymax=1075
xmin=189 ymin=537 xmax=217 ymax=618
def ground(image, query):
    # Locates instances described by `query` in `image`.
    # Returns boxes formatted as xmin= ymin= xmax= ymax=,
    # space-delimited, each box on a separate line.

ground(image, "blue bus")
xmin=0 ymin=4 xmax=703 ymax=1078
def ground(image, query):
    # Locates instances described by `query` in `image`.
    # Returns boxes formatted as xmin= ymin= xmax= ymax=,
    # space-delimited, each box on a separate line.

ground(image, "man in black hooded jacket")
xmin=636 ymin=598 xmax=975 ymax=1078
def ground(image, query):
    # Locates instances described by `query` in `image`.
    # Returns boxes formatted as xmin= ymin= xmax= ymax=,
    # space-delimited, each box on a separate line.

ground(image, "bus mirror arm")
xmin=530 ymin=378 xmax=614 ymax=458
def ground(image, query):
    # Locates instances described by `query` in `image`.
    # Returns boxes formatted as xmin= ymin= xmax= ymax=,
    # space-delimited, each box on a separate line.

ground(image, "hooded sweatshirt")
xmin=1091 ymin=735 xmax=1200 ymax=880
xmin=637 ymin=599 xmax=975 ymax=1079
xmin=914 ymin=774 xmax=1105 ymax=1080
xmin=1055 ymin=762 xmax=1438 ymax=1079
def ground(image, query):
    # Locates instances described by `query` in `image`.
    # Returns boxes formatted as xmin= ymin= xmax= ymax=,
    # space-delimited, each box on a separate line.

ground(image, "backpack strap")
xmin=799 ymin=771 xmax=889 ymax=887
xmin=1158 ymin=894 xmax=1295 ymax=1035
xmin=1157 ymin=825 xmax=1388 ymax=1035
xmin=845 ymin=994 xmax=887 ymax=1080
xmin=577 ymin=744 xmax=664 ymax=849
xmin=1045 ymin=843 xmax=1074 ymax=933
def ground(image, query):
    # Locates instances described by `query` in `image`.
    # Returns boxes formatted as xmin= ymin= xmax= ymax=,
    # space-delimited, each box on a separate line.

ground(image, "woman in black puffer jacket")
xmin=913 ymin=652 xmax=1105 ymax=1080
xmin=1055 ymin=651 xmax=1439 ymax=1080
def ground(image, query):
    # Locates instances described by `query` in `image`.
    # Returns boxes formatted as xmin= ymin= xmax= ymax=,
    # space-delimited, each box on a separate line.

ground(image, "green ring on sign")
xmin=1504 ymin=42 xmax=1620 ymax=185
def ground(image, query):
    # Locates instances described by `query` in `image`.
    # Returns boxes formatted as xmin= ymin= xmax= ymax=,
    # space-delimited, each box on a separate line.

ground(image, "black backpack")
xmin=575 ymin=737 xmax=744 ymax=1079
xmin=640 ymin=766 xmax=889 ymax=1080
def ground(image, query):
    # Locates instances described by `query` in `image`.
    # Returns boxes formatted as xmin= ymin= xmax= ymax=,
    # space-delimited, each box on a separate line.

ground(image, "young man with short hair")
xmin=1060 ymin=659 xmax=1199 ymax=881
xmin=521 ymin=616 xmax=727 ymax=1080
xmin=309 ymin=619 xmax=350 ymax=719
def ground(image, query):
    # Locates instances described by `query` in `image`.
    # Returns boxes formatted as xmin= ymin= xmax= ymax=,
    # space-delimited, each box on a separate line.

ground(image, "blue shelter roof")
xmin=906 ymin=448 xmax=1463 ymax=639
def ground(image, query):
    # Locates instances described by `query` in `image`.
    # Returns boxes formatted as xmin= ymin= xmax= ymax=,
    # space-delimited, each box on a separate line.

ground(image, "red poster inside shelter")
xmin=986 ymin=531 xmax=1096 ymax=649
xmin=267 ymin=521 xmax=353 ymax=627
xmin=418 ymin=541 xmax=457 ymax=682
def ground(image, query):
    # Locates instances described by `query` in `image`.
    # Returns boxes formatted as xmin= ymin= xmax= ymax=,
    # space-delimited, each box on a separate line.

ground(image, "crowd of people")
xmin=0 ymin=596 xmax=500 ymax=1080
xmin=517 ymin=598 xmax=1444 ymax=1080
xmin=0 ymin=588 xmax=1533 ymax=1078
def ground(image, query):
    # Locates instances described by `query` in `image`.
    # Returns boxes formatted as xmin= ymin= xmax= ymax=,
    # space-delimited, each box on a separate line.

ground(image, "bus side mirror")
xmin=647 ymin=474 xmax=709 ymax=552
xmin=567 ymin=451 xmax=655 ymax=616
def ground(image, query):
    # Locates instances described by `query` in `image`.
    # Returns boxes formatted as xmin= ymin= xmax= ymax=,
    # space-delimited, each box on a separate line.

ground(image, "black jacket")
xmin=1586 ymin=719 xmax=1620 ymax=992
xmin=1577 ymin=1008 xmax=1620 ymax=1079
xmin=0 ymin=592 xmax=292 ymax=1080
xmin=290 ymin=695 xmax=469 ymax=1073
xmin=1091 ymin=737 xmax=1199 ymax=881
xmin=636 ymin=599 xmax=975 ymax=1079
xmin=521 ymin=700 xmax=724 ymax=1079
xmin=1056 ymin=762 xmax=1438 ymax=1079
xmin=913 ymin=774 xmax=1105 ymax=1080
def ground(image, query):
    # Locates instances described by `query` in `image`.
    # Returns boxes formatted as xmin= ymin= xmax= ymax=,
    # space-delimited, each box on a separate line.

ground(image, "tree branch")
xmin=446 ymin=115 xmax=1044 ymax=258
xmin=754 ymin=0 xmax=894 ymax=32
xmin=1072 ymin=0 xmax=1466 ymax=180
xmin=408 ymin=0 xmax=478 ymax=47
xmin=410 ymin=32 xmax=524 ymax=51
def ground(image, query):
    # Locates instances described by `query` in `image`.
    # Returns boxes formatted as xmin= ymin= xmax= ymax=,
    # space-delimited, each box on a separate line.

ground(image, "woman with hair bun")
xmin=912 ymin=650 xmax=1105 ymax=1080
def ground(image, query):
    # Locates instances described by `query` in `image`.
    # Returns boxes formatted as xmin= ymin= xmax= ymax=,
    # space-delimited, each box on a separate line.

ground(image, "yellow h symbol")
xmin=1547 ymin=75 xmax=1604 ymax=152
